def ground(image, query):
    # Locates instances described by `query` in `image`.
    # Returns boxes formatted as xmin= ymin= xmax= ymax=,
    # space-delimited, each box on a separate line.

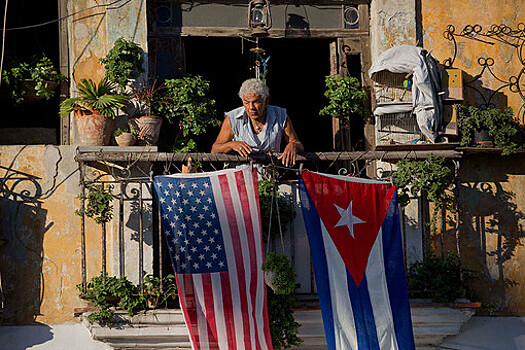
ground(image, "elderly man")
xmin=211 ymin=78 xmax=303 ymax=166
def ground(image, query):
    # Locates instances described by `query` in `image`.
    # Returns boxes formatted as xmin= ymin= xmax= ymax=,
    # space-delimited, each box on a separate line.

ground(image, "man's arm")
xmin=278 ymin=116 xmax=304 ymax=166
xmin=211 ymin=117 xmax=253 ymax=156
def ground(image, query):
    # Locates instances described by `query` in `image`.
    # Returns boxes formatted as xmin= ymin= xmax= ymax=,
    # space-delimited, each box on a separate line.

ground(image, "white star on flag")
xmin=334 ymin=201 xmax=366 ymax=238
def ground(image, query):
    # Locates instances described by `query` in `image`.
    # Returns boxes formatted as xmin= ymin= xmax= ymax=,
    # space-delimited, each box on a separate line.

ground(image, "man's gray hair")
xmin=238 ymin=78 xmax=270 ymax=100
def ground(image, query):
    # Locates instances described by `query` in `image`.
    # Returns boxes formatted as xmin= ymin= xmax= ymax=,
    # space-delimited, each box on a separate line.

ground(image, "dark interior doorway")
xmin=183 ymin=37 xmax=333 ymax=152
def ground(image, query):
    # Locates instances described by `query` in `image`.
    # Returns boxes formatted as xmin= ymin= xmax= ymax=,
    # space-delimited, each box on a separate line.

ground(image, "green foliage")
xmin=78 ymin=272 xmax=179 ymax=324
xmin=393 ymin=155 xmax=454 ymax=235
xmin=59 ymin=78 xmax=129 ymax=118
xmin=262 ymin=252 xmax=302 ymax=349
xmin=407 ymin=251 xmax=475 ymax=303
xmin=262 ymin=252 xmax=297 ymax=295
xmin=258 ymin=180 xmax=296 ymax=240
xmin=76 ymin=184 xmax=114 ymax=225
xmin=320 ymin=75 xmax=368 ymax=119
xmin=142 ymin=273 xmax=178 ymax=308
xmin=155 ymin=75 xmax=220 ymax=151
xmin=2 ymin=56 xmax=66 ymax=104
xmin=173 ymin=139 xmax=197 ymax=153
xmin=455 ymin=104 xmax=523 ymax=155
xmin=267 ymin=290 xmax=303 ymax=349
xmin=100 ymin=37 xmax=144 ymax=89
xmin=78 ymin=273 xmax=146 ymax=323
xmin=114 ymin=127 xmax=138 ymax=138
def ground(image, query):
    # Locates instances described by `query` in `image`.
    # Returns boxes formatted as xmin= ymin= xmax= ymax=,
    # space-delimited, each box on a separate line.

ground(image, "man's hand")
xmin=278 ymin=142 xmax=301 ymax=167
xmin=230 ymin=141 xmax=253 ymax=157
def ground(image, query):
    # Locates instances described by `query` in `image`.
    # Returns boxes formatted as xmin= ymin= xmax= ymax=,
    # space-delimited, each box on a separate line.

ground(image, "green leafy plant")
xmin=393 ymin=155 xmax=454 ymax=235
xmin=154 ymin=75 xmax=220 ymax=152
xmin=77 ymin=273 xmax=146 ymax=323
xmin=142 ymin=273 xmax=178 ymax=309
xmin=132 ymin=80 xmax=169 ymax=116
xmin=2 ymin=56 xmax=66 ymax=104
xmin=75 ymin=184 xmax=114 ymax=224
xmin=100 ymin=37 xmax=144 ymax=89
xmin=407 ymin=251 xmax=476 ymax=303
xmin=262 ymin=252 xmax=302 ymax=349
xmin=114 ymin=127 xmax=138 ymax=138
xmin=59 ymin=78 xmax=129 ymax=118
xmin=320 ymin=75 xmax=368 ymax=119
xmin=455 ymin=104 xmax=523 ymax=155
xmin=262 ymin=252 xmax=297 ymax=295
xmin=258 ymin=180 xmax=296 ymax=240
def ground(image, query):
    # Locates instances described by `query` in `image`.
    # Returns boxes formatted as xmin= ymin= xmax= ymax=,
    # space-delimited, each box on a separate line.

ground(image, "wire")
xmin=0 ymin=0 xmax=8 ymax=88
xmin=0 ymin=0 xmax=130 ymax=32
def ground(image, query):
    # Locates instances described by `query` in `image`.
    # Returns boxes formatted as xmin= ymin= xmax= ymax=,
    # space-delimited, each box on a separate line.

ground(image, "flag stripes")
xmin=155 ymin=166 xmax=272 ymax=350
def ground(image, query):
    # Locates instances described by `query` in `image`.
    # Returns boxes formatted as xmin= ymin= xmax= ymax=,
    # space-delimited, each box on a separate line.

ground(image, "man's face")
xmin=242 ymin=93 xmax=269 ymax=120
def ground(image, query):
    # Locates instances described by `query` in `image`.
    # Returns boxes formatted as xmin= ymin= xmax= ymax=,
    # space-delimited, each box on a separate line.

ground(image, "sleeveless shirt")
xmin=225 ymin=105 xmax=287 ymax=152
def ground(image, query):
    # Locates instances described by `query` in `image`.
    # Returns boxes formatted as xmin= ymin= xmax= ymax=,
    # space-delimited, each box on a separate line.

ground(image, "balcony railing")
xmin=75 ymin=147 xmax=462 ymax=298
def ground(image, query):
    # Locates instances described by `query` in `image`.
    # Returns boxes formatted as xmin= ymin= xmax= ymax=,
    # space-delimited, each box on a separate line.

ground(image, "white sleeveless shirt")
xmin=225 ymin=105 xmax=287 ymax=152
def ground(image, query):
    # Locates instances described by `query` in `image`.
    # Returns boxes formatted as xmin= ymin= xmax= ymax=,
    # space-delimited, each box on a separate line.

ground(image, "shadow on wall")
xmin=459 ymin=154 xmax=525 ymax=313
xmin=0 ymin=166 xmax=48 ymax=325
xmin=0 ymin=146 xmax=78 ymax=325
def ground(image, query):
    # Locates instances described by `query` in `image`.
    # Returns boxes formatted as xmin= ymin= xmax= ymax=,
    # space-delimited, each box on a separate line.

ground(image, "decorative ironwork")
xmin=443 ymin=23 xmax=525 ymax=121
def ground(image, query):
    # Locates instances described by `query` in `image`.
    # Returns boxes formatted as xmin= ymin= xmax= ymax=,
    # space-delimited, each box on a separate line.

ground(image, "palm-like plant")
xmin=59 ymin=78 xmax=129 ymax=118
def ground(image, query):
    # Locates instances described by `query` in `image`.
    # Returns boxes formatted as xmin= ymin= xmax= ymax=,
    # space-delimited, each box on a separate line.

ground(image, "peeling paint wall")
xmin=0 ymin=146 xmax=154 ymax=325
xmin=458 ymin=155 xmax=525 ymax=314
xmin=421 ymin=0 xmax=525 ymax=121
xmin=370 ymin=0 xmax=418 ymax=61
xmin=66 ymin=0 xmax=148 ymax=143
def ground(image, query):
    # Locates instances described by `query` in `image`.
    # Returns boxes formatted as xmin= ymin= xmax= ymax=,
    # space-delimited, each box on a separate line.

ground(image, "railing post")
xmin=80 ymin=161 xmax=87 ymax=293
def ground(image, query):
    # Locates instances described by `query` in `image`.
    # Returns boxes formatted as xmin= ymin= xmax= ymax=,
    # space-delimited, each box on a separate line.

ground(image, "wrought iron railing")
xmin=75 ymin=149 xmax=462 ymax=297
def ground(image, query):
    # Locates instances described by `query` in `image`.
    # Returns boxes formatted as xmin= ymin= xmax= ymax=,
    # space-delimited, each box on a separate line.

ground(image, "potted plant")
xmin=60 ymin=78 xmax=129 ymax=145
xmin=393 ymin=155 xmax=454 ymax=237
xmin=154 ymin=75 xmax=220 ymax=151
xmin=99 ymin=37 xmax=144 ymax=91
xmin=455 ymin=104 xmax=522 ymax=155
xmin=2 ymin=56 xmax=66 ymax=104
xmin=114 ymin=127 xmax=138 ymax=146
xmin=261 ymin=252 xmax=302 ymax=349
xmin=319 ymin=75 xmax=368 ymax=149
xmin=128 ymin=80 xmax=167 ymax=145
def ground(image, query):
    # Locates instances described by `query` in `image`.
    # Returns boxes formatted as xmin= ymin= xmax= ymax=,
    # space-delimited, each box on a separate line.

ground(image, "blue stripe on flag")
xmin=298 ymin=178 xmax=336 ymax=350
xmin=346 ymin=273 xmax=380 ymax=350
xmin=382 ymin=193 xmax=416 ymax=350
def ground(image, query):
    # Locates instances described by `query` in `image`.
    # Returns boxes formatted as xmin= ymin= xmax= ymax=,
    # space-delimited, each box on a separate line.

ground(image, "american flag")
xmin=153 ymin=166 xmax=273 ymax=350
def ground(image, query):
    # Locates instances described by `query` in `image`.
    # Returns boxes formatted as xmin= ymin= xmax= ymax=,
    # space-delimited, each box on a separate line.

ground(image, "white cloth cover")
xmin=369 ymin=45 xmax=443 ymax=142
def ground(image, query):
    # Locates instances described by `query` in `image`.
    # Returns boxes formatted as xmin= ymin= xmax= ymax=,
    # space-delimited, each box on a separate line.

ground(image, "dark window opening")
xmin=0 ymin=0 xmax=61 ymax=145
xmin=183 ymin=37 xmax=333 ymax=152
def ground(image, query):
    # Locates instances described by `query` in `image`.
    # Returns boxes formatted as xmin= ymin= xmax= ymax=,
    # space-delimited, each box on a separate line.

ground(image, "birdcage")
xmin=375 ymin=102 xmax=422 ymax=145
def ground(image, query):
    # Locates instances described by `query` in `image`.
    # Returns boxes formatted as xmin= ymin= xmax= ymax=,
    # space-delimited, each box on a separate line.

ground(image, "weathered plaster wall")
xmin=421 ymin=0 xmax=525 ymax=121
xmin=370 ymin=0 xmax=418 ymax=61
xmin=0 ymin=146 xmax=97 ymax=324
xmin=66 ymin=0 xmax=148 ymax=143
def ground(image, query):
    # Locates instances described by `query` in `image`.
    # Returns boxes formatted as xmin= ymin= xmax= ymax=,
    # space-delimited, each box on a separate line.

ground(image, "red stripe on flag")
xmin=202 ymin=274 xmax=219 ymax=350
xmin=218 ymin=173 xmax=253 ymax=350
xmin=235 ymin=170 xmax=263 ymax=350
xmin=181 ymin=274 xmax=201 ymax=348
xmin=251 ymin=170 xmax=273 ymax=348
xmin=219 ymin=271 xmax=237 ymax=350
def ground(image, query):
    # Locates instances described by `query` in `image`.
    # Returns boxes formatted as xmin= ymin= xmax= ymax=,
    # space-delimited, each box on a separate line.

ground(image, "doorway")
xmin=183 ymin=37 xmax=333 ymax=152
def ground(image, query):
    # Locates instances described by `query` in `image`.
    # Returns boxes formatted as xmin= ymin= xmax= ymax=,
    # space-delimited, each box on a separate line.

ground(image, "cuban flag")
xmin=153 ymin=166 xmax=272 ymax=350
xmin=299 ymin=171 xmax=415 ymax=350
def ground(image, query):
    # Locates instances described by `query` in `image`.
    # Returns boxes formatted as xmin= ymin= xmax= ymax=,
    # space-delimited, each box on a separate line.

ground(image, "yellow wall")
xmin=421 ymin=0 xmax=525 ymax=122
xmin=0 ymin=146 xmax=107 ymax=324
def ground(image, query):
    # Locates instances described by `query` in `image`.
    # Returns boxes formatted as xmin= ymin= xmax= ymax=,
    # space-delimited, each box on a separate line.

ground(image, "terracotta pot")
xmin=115 ymin=132 xmax=136 ymax=146
xmin=131 ymin=115 xmax=163 ymax=145
xmin=75 ymin=110 xmax=115 ymax=146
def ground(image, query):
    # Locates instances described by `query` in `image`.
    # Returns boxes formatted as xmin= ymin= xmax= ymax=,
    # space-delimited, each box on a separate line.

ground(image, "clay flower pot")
xmin=115 ymin=132 xmax=136 ymax=146
xmin=131 ymin=115 xmax=163 ymax=146
xmin=264 ymin=270 xmax=279 ymax=292
xmin=75 ymin=110 xmax=115 ymax=146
